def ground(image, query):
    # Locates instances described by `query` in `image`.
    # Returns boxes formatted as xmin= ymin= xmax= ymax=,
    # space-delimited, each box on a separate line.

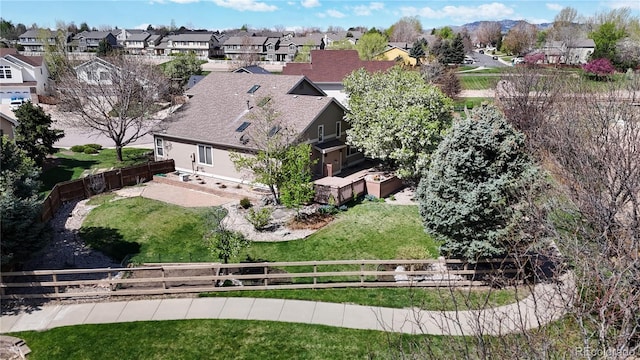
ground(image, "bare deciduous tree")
xmin=56 ymin=55 xmax=171 ymax=161
xmin=389 ymin=16 xmax=423 ymax=42
xmin=475 ymin=21 xmax=502 ymax=48
xmin=502 ymin=21 xmax=538 ymax=55
xmin=229 ymin=36 xmax=261 ymax=70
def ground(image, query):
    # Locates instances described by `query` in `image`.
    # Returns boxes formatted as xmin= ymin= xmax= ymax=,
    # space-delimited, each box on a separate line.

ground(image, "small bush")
xmin=84 ymin=147 xmax=99 ymax=154
xmin=70 ymin=145 xmax=86 ymax=153
xmin=318 ymin=205 xmax=339 ymax=215
xmin=245 ymin=207 xmax=272 ymax=231
xmin=85 ymin=143 xmax=103 ymax=150
xmin=239 ymin=197 xmax=252 ymax=209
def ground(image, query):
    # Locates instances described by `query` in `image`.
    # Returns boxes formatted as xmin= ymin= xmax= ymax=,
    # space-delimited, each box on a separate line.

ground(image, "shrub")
xmin=239 ymin=197 xmax=252 ymax=209
xmin=318 ymin=205 xmax=339 ymax=215
xmin=84 ymin=143 xmax=103 ymax=150
xmin=70 ymin=145 xmax=86 ymax=153
xmin=245 ymin=207 xmax=272 ymax=231
xmin=84 ymin=147 xmax=98 ymax=154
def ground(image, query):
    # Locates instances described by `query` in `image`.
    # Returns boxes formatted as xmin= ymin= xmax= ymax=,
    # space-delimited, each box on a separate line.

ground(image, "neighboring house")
xmin=377 ymin=43 xmax=416 ymax=66
xmin=0 ymin=110 xmax=18 ymax=138
xmin=265 ymin=37 xmax=297 ymax=62
xmin=70 ymin=31 xmax=118 ymax=52
xmin=154 ymin=72 xmax=363 ymax=182
xmin=113 ymin=28 xmax=151 ymax=45
xmin=222 ymin=36 xmax=269 ymax=60
xmin=232 ymin=65 xmax=271 ymax=74
xmin=18 ymin=28 xmax=60 ymax=52
xmin=281 ymin=49 xmax=396 ymax=106
xmin=73 ymin=57 xmax=117 ymax=85
xmin=542 ymin=39 xmax=595 ymax=65
xmin=155 ymin=32 xmax=218 ymax=58
xmin=146 ymin=34 xmax=163 ymax=54
xmin=123 ymin=31 xmax=153 ymax=55
xmin=0 ymin=48 xmax=51 ymax=104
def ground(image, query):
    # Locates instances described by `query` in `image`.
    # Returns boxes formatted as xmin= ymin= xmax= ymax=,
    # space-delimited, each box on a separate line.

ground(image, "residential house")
xmin=73 ymin=57 xmax=117 ymax=85
xmin=0 ymin=48 xmax=51 ymax=104
xmin=377 ymin=42 xmax=416 ymax=66
xmin=542 ymin=39 xmax=595 ymax=65
xmin=222 ymin=36 xmax=269 ymax=60
xmin=281 ymin=49 xmax=396 ymax=105
xmin=154 ymin=72 xmax=363 ymax=182
xmin=146 ymin=34 xmax=163 ymax=54
xmin=0 ymin=111 xmax=18 ymax=138
xmin=113 ymin=28 xmax=150 ymax=45
xmin=123 ymin=31 xmax=153 ymax=55
xmin=154 ymin=32 xmax=218 ymax=58
xmin=70 ymin=31 xmax=118 ymax=52
xmin=18 ymin=28 xmax=63 ymax=52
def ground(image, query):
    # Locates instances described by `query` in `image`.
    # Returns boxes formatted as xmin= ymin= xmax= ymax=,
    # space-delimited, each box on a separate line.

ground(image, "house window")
xmin=336 ymin=121 xmax=342 ymax=137
xmin=318 ymin=125 xmax=324 ymax=143
xmin=198 ymin=144 xmax=213 ymax=165
xmin=99 ymin=72 xmax=110 ymax=81
xmin=155 ymin=138 xmax=164 ymax=157
xmin=347 ymin=145 xmax=358 ymax=156
xmin=0 ymin=66 xmax=12 ymax=79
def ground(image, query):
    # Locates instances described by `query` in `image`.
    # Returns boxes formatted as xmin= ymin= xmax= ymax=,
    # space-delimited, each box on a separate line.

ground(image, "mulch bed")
xmin=287 ymin=212 xmax=334 ymax=230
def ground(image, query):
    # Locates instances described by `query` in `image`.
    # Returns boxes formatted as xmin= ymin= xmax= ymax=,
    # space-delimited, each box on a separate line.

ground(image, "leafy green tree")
xmin=435 ymin=26 xmax=454 ymax=40
xmin=279 ymin=143 xmax=316 ymax=215
xmin=343 ymin=66 xmax=453 ymax=180
xmin=14 ymin=102 xmax=64 ymax=166
xmin=416 ymin=105 xmax=538 ymax=260
xmin=162 ymin=52 xmax=203 ymax=89
xmin=0 ymin=136 xmax=48 ymax=267
xmin=230 ymin=97 xmax=311 ymax=205
xmin=590 ymin=21 xmax=627 ymax=63
xmin=202 ymin=208 xmax=249 ymax=265
xmin=293 ymin=41 xmax=316 ymax=62
xmin=79 ymin=22 xmax=90 ymax=32
xmin=96 ymin=39 xmax=113 ymax=56
xmin=355 ymin=32 xmax=388 ymax=60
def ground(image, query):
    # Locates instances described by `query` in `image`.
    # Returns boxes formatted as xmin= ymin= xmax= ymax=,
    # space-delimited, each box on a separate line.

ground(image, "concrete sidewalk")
xmin=1 ymin=273 xmax=574 ymax=336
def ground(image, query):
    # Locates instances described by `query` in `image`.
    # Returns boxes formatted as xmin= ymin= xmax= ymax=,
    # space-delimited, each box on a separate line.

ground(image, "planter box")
xmin=365 ymin=175 xmax=404 ymax=198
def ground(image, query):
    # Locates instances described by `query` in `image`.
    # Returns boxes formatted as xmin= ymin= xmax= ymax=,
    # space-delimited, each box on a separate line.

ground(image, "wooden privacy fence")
xmin=40 ymin=159 xmax=175 ymax=222
xmin=0 ymin=259 xmax=524 ymax=300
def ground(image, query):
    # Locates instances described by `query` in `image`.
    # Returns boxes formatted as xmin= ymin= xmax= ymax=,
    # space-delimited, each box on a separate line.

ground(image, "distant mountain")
xmin=459 ymin=20 xmax=553 ymax=32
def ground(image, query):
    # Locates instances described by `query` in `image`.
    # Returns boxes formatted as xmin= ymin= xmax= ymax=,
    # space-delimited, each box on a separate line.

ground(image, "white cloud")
xmin=607 ymin=0 xmax=640 ymax=10
xmin=401 ymin=2 xmax=514 ymax=22
xmin=326 ymin=9 xmax=346 ymax=18
xmin=546 ymin=3 xmax=564 ymax=11
xmin=135 ymin=23 xmax=152 ymax=30
xmin=351 ymin=2 xmax=384 ymax=16
xmin=301 ymin=0 xmax=320 ymax=8
xmin=151 ymin=0 xmax=200 ymax=3
xmin=211 ymin=0 xmax=277 ymax=12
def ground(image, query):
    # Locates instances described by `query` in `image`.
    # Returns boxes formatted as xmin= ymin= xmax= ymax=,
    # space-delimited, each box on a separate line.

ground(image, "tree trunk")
xmin=116 ymin=145 xmax=123 ymax=162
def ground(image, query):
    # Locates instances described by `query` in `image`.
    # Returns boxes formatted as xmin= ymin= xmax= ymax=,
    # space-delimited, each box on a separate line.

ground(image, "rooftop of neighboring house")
xmin=18 ymin=28 xmax=56 ymax=39
xmin=162 ymin=32 xmax=215 ymax=42
xmin=387 ymin=42 xmax=412 ymax=50
xmin=160 ymin=72 xmax=341 ymax=150
xmin=0 ymin=48 xmax=43 ymax=67
xmin=73 ymin=31 xmax=114 ymax=40
xmin=281 ymin=49 xmax=396 ymax=83
xmin=233 ymin=65 xmax=271 ymax=74
xmin=126 ymin=32 xmax=152 ymax=42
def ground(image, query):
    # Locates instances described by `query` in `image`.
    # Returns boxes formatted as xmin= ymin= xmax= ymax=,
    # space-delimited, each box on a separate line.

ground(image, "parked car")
xmin=512 ymin=57 xmax=525 ymax=65
xmin=9 ymin=98 xmax=25 ymax=111
xmin=478 ymin=49 xmax=484 ymax=54
xmin=492 ymin=55 xmax=498 ymax=60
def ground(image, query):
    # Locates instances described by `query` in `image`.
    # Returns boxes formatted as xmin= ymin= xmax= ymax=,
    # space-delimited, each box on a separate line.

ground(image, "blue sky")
xmin=1 ymin=0 xmax=638 ymax=32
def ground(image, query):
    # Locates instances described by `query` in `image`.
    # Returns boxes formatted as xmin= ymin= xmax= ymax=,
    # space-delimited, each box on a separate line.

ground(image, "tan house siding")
xmin=302 ymin=102 xmax=345 ymax=141
xmin=156 ymin=136 xmax=252 ymax=183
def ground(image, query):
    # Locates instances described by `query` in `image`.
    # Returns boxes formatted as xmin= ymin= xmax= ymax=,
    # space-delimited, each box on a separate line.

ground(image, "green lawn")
xmin=459 ymin=75 xmax=499 ymax=90
xmin=41 ymin=148 xmax=152 ymax=192
xmin=80 ymin=197 xmax=437 ymax=264
xmin=11 ymin=316 xmax=582 ymax=359
xmin=200 ymin=287 xmax=528 ymax=311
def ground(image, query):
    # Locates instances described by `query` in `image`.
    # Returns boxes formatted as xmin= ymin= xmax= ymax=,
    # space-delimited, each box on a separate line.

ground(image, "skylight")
xmin=235 ymin=121 xmax=251 ymax=132
xmin=247 ymin=84 xmax=261 ymax=94
xmin=268 ymin=125 xmax=281 ymax=137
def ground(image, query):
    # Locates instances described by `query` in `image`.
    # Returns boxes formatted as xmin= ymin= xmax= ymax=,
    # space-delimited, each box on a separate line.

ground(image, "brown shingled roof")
xmin=1 ymin=49 xmax=43 ymax=67
xmin=162 ymin=72 xmax=344 ymax=150
xmin=281 ymin=50 xmax=395 ymax=83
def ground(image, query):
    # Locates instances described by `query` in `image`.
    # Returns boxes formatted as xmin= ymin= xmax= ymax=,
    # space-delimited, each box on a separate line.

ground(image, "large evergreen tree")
xmin=416 ymin=105 xmax=539 ymax=260
xmin=14 ymin=101 xmax=64 ymax=166
xmin=0 ymin=136 xmax=48 ymax=267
